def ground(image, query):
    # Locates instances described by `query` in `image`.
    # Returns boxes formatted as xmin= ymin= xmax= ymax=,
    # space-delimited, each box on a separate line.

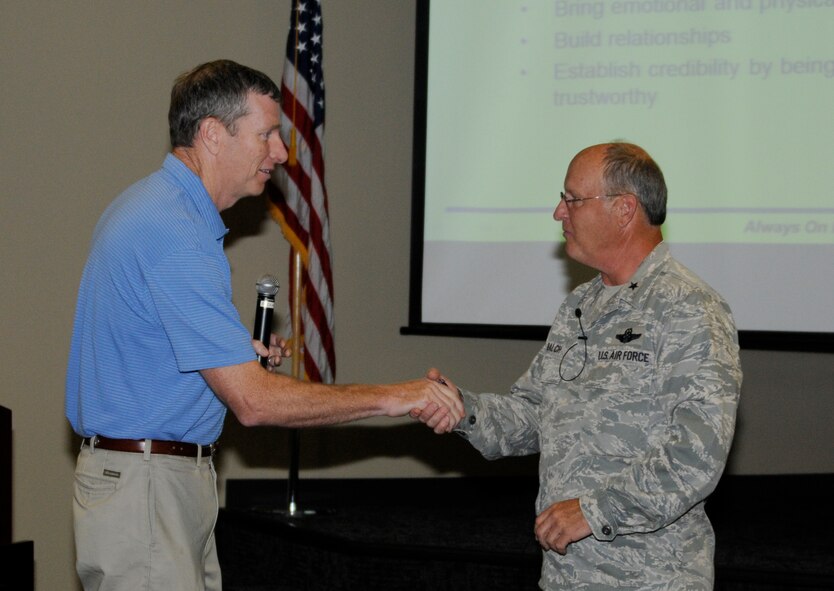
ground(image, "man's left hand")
xmin=534 ymin=498 xmax=592 ymax=554
xmin=252 ymin=334 xmax=292 ymax=372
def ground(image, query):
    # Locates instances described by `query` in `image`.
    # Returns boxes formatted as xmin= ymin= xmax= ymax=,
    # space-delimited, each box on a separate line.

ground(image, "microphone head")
xmin=575 ymin=308 xmax=582 ymax=318
xmin=256 ymin=274 xmax=280 ymax=297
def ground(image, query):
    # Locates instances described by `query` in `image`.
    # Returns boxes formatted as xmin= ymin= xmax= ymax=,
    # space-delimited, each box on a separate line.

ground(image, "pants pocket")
xmin=74 ymin=471 xmax=118 ymax=507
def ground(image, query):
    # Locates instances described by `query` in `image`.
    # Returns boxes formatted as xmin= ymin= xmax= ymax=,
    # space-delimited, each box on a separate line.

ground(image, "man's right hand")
xmin=405 ymin=369 xmax=463 ymax=434
xmin=203 ymin=362 xmax=464 ymax=431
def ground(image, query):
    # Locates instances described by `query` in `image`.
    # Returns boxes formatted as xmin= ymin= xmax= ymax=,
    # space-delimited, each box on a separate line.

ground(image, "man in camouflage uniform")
xmin=420 ymin=143 xmax=742 ymax=589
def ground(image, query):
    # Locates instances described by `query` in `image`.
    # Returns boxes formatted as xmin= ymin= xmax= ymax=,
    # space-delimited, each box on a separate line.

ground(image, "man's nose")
xmin=271 ymin=134 xmax=289 ymax=164
xmin=553 ymin=198 xmax=568 ymax=222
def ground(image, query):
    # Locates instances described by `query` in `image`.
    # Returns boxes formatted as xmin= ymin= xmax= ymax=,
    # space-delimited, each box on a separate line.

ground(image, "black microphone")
xmin=575 ymin=308 xmax=588 ymax=340
xmin=560 ymin=307 xmax=588 ymax=381
xmin=254 ymin=274 xmax=280 ymax=367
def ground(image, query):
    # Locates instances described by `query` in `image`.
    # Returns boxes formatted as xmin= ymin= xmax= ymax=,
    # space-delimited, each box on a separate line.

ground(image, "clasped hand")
xmin=408 ymin=368 xmax=464 ymax=434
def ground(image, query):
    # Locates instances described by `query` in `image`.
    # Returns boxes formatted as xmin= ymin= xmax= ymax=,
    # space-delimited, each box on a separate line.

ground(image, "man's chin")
xmin=563 ymin=243 xmax=587 ymax=265
xmin=249 ymin=178 xmax=269 ymax=196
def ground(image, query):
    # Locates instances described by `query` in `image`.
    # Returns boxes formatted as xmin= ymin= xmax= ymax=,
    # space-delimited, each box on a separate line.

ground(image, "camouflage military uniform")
xmin=456 ymin=243 xmax=742 ymax=590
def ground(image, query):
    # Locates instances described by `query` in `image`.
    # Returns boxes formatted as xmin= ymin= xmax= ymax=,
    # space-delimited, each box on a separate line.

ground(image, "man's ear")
xmin=616 ymin=193 xmax=640 ymax=227
xmin=196 ymin=117 xmax=223 ymax=155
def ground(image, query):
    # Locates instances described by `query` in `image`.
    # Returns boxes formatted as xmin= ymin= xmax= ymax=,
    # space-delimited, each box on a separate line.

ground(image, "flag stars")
xmin=286 ymin=2 xmax=325 ymax=119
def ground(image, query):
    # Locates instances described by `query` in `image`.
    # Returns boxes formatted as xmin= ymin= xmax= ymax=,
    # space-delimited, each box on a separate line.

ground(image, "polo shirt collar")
xmin=162 ymin=153 xmax=229 ymax=240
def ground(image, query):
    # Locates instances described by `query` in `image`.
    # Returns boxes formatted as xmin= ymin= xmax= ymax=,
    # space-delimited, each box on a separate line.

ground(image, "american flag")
xmin=269 ymin=0 xmax=335 ymax=384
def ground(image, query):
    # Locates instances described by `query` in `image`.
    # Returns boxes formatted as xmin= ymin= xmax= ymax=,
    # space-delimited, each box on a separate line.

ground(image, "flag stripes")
xmin=269 ymin=0 xmax=335 ymax=384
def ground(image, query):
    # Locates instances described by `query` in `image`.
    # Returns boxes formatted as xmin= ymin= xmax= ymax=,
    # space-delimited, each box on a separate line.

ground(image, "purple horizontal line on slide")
xmin=444 ymin=206 xmax=834 ymax=214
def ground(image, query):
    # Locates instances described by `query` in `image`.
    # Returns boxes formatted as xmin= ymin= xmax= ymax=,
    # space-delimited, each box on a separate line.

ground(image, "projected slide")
xmin=425 ymin=0 xmax=833 ymax=244
xmin=416 ymin=0 xmax=834 ymax=338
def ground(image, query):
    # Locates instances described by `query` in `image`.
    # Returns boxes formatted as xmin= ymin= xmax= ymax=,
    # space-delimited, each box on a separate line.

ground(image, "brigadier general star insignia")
xmin=616 ymin=328 xmax=641 ymax=343
xmin=629 ymin=282 xmax=638 ymax=290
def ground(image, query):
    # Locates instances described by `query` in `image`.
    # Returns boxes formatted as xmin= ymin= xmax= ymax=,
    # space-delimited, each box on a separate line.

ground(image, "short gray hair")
xmin=602 ymin=142 xmax=667 ymax=226
xmin=168 ymin=60 xmax=280 ymax=148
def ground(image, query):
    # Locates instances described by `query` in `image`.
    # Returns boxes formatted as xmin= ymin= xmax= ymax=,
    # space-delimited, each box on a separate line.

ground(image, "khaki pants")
xmin=73 ymin=443 xmax=221 ymax=591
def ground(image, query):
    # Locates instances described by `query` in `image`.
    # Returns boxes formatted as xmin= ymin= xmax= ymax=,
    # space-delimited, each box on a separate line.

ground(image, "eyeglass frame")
xmin=559 ymin=191 xmax=630 ymax=207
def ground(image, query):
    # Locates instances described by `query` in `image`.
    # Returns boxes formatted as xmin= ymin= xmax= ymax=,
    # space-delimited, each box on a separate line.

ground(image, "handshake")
xmin=252 ymin=336 xmax=464 ymax=432
xmin=353 ymin=366 xmax=465 ymax=434
xmin=405 ymin=368 xmax=464 ymax=434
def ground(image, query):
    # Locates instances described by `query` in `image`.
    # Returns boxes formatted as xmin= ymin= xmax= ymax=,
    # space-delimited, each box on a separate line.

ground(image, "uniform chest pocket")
xmin=585 ymin=320 xmax=656 ymax=385
xmin=534 ymin=341 xmax=587 ymax=385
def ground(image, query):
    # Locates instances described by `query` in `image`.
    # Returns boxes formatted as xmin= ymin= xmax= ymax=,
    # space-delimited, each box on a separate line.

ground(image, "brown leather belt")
xmin=83 ymin=436 xmax=215 ymax=458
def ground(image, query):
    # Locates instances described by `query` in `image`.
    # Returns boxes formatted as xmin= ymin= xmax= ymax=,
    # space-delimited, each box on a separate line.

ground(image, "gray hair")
xmin=168 ymin=60 xmax=280 ymax=148
xmin=602 ymin=142 xmax=667 ymax=226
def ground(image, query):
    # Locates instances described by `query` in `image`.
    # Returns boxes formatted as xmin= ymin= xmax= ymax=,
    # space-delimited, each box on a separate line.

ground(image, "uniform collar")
xmin=607 ymin=242 xmax=669 ymax=307
xmin=575 ymin=242 xmax=670 ymax=314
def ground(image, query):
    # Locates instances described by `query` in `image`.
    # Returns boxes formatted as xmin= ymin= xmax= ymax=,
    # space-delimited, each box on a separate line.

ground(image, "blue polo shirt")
xmin=65 ymin=154 xmax=255 ymax=445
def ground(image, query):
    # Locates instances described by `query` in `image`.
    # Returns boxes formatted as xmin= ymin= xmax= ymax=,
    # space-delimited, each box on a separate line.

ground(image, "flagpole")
xmin=287 ymin=249 xmax=304 ymax=516
xmin=271 ymin=0 xmax=332 ymax=518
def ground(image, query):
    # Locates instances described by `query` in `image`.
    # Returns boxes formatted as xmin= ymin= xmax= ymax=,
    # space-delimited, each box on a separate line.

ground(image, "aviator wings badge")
xmin=616 ymin=328 xmax=641 ymax=343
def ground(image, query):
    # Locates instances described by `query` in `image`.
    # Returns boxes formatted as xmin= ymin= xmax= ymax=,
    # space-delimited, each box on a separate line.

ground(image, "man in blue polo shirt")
xmin=65 ymin=60 xmax=463 ymax=591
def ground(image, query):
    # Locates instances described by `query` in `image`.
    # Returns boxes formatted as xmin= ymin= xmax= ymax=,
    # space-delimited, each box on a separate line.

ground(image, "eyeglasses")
xmin=560 ymin=191 xmax=628 ymax=208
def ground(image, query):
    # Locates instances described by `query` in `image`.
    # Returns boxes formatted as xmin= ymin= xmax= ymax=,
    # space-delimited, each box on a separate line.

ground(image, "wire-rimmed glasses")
xmin=560 ymin=191 xmax=628 ymax=208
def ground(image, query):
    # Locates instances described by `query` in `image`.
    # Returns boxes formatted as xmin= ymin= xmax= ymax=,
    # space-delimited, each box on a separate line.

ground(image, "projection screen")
xmin=404 ymin=0 xmax=834 ymax=352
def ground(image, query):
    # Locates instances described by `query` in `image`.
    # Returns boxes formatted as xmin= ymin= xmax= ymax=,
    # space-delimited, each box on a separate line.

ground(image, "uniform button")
xmin=602 ymin=525 xmax=612 ymax=536
xmin=468 ymin=415 xmax=476 ymax=425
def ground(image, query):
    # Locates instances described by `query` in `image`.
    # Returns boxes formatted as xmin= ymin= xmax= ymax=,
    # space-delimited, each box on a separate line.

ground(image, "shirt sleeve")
xmin=455 ymin=350 xmax=547 ymax=460
xmin=146 ymin=248 xmax=255 ymax=372
xmin=581 ymin=292 xmax=742 ymax=541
